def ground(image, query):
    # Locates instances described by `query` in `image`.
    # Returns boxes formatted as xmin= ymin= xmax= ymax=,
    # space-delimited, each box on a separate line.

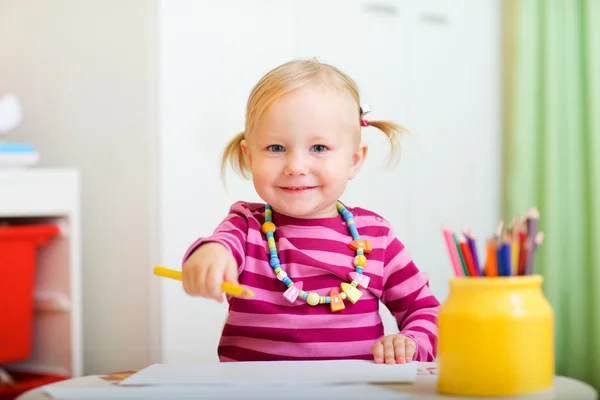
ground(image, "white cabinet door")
xmin=158 ymin=0 xmax=298 ymax=364
xmin=399 ymin=0 xmax=502 ymax=300
xmin=294 ymin=0 xmax=414 ymax=227
xmin=293 ymin=0 xmax=501 ymax=303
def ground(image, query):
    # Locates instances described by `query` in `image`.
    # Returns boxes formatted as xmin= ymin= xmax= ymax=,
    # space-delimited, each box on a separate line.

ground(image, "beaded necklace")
xmin=261 ymin=201 xmax=371 ymax=312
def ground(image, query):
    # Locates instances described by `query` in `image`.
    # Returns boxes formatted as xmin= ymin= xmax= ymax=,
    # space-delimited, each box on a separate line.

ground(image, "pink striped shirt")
xmin=183 ymin=201 xmax=440 ymax=362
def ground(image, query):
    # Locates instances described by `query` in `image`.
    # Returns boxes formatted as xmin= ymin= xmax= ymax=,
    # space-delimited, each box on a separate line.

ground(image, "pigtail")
xmin=365 ymin=120 xmax=409 ymax=168
xmin=221 ymin=131 xmax=249 ymax=182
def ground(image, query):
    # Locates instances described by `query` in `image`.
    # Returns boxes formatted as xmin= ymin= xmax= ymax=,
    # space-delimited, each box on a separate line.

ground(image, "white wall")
xmin=0 ymin=0 xmax=501 ymax=369
xmin=0 ymin=0 xmax=158 ymax=374
xmin=158 ymin=0 xmax=502 ymax=363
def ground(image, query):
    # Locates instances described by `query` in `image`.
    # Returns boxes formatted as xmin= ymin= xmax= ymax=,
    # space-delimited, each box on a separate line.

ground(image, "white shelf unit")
xmin=0 ymin=168 xmax=82 ymax=377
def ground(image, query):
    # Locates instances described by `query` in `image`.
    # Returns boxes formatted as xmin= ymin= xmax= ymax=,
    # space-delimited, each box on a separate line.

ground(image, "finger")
xmin=393 ymin=335 xmax=406 ymax=364
xmin=194 ymin=262 xmax=209 ymax=296
xmin=371 ymin=341 xmax=384 ymax=364
xmin=383 ymin=338 xmax=396 ymax=364
xmin=220 ymin=261 xmax=240 ymax=303
xmin=182 ymin=262 xmax=201 ymax=296
xmin=404 ymin=337 xmax=417 ymax=362
xmin=224 ymin=258 xmax=239 ymax=285
xmin=182 ymin=265 xmax=192 ymax=295
xmin=206 ymin=264 xmax=224 ymax=301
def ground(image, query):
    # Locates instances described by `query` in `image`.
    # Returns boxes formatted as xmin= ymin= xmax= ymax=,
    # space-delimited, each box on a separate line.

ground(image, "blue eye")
xmin=268 ymin=144 xmax=285 ymax=152
xmin=311 ymin=144 xmax=328 ymax=153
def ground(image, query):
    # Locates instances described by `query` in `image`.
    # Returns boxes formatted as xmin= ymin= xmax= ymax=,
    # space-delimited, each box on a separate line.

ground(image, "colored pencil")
xmin=459 ymin=237 xmax=478 ymax=276
xmin=509 ymin=218 xmax=521 ymax=275
xmin=452 ymin=232 xmax=469 ymax=276
xmin=442 ymin=207 xmax=543 ymax=277
xmin=496 ymin=240 xmax=512 ymax=276
xmin=464 ymin=229 xmax=482 ymax=276
xmin=524 ymin=207 xmax=540 ymax=275
xmin=525 ymin=232 xmax=544 ymax=275
xmin=443 ymin=228 xmax=463 ymax=276
xmin=485 ymin=238 xmax=498 ymax=277
xmin=153 ymin=266 xmax=254 ymax=297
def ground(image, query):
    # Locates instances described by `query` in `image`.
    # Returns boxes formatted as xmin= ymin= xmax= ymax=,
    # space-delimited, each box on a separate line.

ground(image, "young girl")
xmin=182 ymin=59 xmax=440 ymax=365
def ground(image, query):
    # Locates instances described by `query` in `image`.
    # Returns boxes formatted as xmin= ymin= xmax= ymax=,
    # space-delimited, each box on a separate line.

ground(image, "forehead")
xmin=255 ymin=85 xmax=358 ymax=137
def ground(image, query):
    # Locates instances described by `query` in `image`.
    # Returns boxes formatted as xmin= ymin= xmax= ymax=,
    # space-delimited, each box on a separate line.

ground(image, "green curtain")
xmin=503 ymin=0 xmax=600 ymax=391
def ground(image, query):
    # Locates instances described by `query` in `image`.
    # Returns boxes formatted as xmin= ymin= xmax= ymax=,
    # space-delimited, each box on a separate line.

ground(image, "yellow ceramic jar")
xmin=437 ymin=275 xmax=554 ymax=396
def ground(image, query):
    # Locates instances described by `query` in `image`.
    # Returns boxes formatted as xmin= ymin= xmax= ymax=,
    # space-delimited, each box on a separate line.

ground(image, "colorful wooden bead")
xmin=265 ymin=202 xmax=370 ymax=311
xmin=330 ymin=288 xmax=345 ymax=312
xmin=348 ymin=224 xmax=360 ymax=240
xmin=349 ymin=239 xmax=372 ymax=253
xmin=283 ymin=281 xmax=302 ymax=303
xmin=306 ymin=292 xmax=320 ymax=306
xmin=262 ymin=222 xmax=276 ymax=234
xmin=354 ymin=255 xmax=367 ymax=267
xmin=276 ymin=270 xmax=288 ymax=280
xmin=348 ymin=271 xmax=370 ymax=289
xmin=340 ymin=282 xmax=362 ymax=304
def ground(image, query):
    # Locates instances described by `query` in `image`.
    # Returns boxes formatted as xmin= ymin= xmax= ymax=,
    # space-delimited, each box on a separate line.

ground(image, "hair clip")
xmin=360 ymin=104 xmax=371 ymax=127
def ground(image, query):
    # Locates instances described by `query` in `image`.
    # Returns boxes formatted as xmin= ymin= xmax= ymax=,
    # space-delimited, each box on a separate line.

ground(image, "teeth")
xmin=282 ymin=186 xmax=312 ymax=190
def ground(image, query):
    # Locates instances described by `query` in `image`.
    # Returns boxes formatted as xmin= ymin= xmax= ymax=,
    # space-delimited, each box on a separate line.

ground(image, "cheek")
xmin=317 ymin=163 xmax=352 ymax=184
xmin=320 ymin=153 xmax=354 ymax=173
xmin=250 ymin=159 xmax=278 ymax=181
xmin=251 ymin=172 xmax=272 ymax=196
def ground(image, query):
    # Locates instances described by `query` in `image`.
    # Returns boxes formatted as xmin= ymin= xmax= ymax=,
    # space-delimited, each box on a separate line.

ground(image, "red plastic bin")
xmin=0 ymin=224 xmax=60 ymax=364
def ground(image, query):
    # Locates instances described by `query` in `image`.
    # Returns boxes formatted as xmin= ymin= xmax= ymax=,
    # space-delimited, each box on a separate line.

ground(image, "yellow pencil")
xmin=512 ymin=238 xmax=520 ymax=275
xmin=153 ymin=266 xmax=254 ymax=297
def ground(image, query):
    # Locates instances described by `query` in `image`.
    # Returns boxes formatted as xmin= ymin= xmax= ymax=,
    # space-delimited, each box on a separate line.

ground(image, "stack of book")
xmin=0 ymin=142 xmax=40 ymax=168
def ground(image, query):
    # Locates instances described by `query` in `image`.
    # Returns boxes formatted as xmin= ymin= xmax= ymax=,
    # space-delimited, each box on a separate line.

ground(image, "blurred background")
xmin=0 ymin=0 xmax=597 ymax=393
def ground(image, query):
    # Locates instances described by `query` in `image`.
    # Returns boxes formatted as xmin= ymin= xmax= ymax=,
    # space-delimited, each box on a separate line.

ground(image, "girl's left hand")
xmin=371 ymin=334 xmax=417 ymax=364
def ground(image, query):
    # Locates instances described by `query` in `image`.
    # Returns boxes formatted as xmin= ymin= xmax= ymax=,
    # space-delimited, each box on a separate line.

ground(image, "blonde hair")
xmin=221 ymin=58 xmax=408 ymax=180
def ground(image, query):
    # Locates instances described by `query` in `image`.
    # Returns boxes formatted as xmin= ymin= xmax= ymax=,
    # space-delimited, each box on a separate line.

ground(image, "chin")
xmin=259 ymin=187 xmax=338 ymax=218
xmin=275 ymin=200 xmax=339 ymax=219
xmin=274 ymin=203 xmax=316 ymax=218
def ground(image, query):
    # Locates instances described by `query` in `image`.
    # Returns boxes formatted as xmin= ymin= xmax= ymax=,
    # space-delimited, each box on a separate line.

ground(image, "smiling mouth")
xmin=279 ymin=186 xmax=317 ymax=191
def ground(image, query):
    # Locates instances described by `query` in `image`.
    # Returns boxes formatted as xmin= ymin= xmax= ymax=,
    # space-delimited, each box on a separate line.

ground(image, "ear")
xmin=240 ymin=139 xmax=252 ymax=168
xmin=348 ymin=142 xmax=368 ymax=180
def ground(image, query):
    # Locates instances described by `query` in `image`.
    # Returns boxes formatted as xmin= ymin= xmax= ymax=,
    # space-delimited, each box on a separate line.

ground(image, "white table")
xmin=17 ymin=363 xmax=598 ymax=400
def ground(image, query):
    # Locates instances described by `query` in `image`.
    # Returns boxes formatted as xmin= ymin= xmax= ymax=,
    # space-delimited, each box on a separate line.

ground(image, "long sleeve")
xmin=182 ymin=202 xmax=250 ymax=271
xmin=380 ymin=232 xmax=441 ymax=361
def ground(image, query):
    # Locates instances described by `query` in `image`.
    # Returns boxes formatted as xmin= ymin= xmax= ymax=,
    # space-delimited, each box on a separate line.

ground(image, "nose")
xmin=283 ymin=152 xmax=309 ymax=176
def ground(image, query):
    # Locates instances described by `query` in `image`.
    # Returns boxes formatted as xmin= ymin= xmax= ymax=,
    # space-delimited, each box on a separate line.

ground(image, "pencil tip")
xmin=535 ymin=231 xmax=544 ymax=244
xmin=526 ymin=207 xmax=540 ymax=219
xmin=495 ymin=221 xmax=504 ymax=237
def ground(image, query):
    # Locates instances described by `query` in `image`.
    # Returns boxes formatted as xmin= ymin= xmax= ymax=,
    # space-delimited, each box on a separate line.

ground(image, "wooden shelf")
xmin=0 ymin=168 xmax=82 ymax=377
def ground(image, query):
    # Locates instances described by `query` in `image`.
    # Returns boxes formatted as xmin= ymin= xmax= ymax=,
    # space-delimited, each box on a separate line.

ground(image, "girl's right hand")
xmin=182 ymin=242 xmax=239 ymax=303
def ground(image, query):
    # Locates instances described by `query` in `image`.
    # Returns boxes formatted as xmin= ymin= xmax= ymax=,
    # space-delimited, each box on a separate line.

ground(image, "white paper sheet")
xmin=119 ymin=360 xmax=417 ymax=386
xmin=44 ymin=383 xmax=412 ymax=399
